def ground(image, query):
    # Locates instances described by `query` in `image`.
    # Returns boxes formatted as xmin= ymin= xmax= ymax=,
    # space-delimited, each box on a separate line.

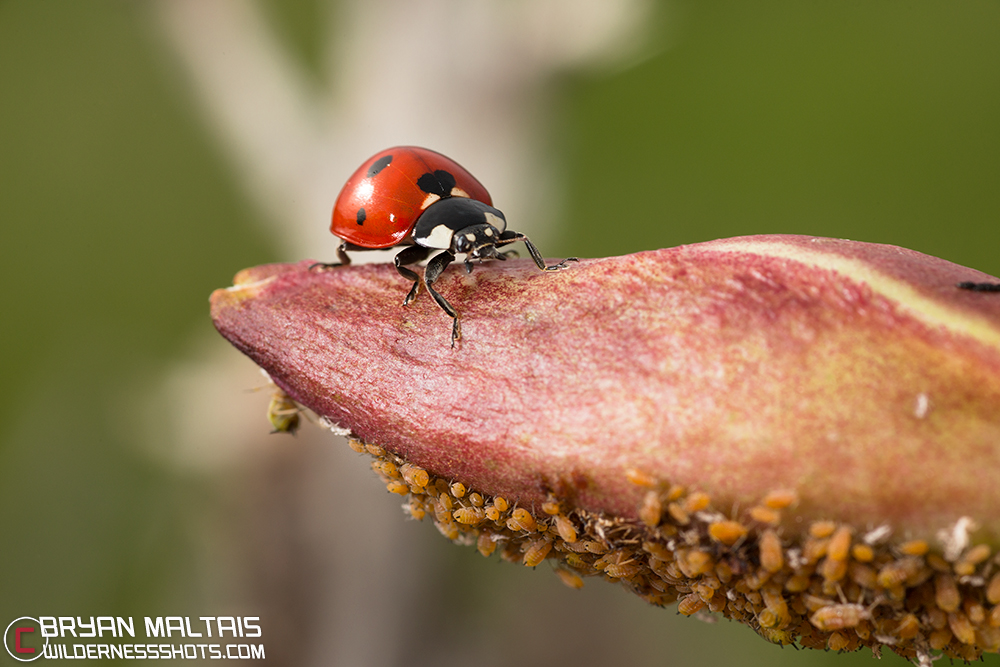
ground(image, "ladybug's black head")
xmin=412 ymin=197 xmax=507 ymax=253
xmin=450 ymin=224 xmax=504 ymax=258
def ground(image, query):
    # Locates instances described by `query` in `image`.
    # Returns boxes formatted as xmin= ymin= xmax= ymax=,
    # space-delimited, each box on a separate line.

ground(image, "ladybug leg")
xmin=958 ymin=281 xmax=1000 ymax=292
xmin=309 ymin=242 xmax=356 ymax=270
xmin=423 ymin=251 xmax=461 ymax=346
xmin=393 ymin=245 xmax=432 ymax=305
xmin=496 ymin=231 xmax=578 ymax=272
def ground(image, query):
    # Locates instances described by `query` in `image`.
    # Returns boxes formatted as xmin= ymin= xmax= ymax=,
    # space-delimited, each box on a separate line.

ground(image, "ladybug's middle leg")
xmin=393 ymin=245 xmax=432 ymax=305
xmin=422 ymin=251 xmax=460 ymax=346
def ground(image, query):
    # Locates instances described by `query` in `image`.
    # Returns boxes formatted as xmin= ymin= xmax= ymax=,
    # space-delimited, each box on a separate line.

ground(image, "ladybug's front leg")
xmin=309 ymin=242 xmax=356 ymax=271
xmin=393 ymin=245 xmax=432 ymax=305
xmin=496 ymin=231 xmax=578 ymax=272
xmin=422 ymin=251 xmax=461 ymax=346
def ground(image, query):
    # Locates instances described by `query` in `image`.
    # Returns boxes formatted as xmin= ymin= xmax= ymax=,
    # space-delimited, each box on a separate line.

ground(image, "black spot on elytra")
xmin=416 ymin=170 xmax=457 ymax=197
xmin=367 ymin=155 xmax=392 ymax=178
xmin=356 ymin=208 xmax=366 ymax=225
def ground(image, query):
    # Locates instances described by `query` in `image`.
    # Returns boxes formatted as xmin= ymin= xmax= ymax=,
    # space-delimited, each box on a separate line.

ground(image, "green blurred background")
xmin=1 ymin=1 xmax=998 ymax=665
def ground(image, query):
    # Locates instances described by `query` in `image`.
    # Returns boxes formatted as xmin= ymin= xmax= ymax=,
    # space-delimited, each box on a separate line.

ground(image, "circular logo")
xmin=3 ymin=618 xmax=47 ymax=662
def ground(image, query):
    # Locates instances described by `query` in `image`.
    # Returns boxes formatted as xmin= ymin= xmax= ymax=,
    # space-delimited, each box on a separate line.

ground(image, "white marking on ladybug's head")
xmin=451 ymin=187 xmax=470 ymax=198
xmin=484 ymin=227 xmax=494 ymax=236
xmin=484 ymin=211 xmax=506 ymax=233
xmin=464 ymin=233 xmax=476 ymax=242
xmin=421 ymin=223 xmax=455 ymax=249
xmin=420 ymin=193 xmax=441 ymax=211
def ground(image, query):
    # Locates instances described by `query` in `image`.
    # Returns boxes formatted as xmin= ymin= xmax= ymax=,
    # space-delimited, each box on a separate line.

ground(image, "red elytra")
xmin=330 ymin=146 xmax=492 ymax=249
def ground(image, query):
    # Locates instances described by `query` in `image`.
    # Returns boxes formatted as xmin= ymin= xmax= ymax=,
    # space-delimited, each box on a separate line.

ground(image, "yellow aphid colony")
xmin=346 ymin=431 xmax=1000 ymax=662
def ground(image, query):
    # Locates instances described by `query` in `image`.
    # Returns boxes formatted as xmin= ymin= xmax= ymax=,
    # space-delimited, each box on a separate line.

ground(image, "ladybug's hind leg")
xmin=310 ymin=242 xmax=358 ymax=270
xmin=394 ymin=245 xmax=432 ymax=305
xmin=422 ymin=251 xmax=461 ymax=346
xmin=958 ymin=281 xmax=1000 ymax=292
xmin=495 ymin=231 xmax=578 ymax=272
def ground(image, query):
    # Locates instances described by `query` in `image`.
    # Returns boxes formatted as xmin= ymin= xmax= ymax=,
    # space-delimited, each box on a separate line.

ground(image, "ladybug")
xmin=314 ymin=146 xmax=576 ymax=345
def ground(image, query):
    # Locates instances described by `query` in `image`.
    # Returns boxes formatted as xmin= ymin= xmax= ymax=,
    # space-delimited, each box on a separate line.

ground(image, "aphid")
xmin=955 ymin=544 xmax=991 ymax=576
xmin=757 ymin=608 xmax=781 ymax=629
xmin=708 ymin=520 xmax=747 ymax=546
xmin=847 ymin=562 xmax=877 ymax=589
xmin=809 ymin=603 xmax=870 ymax=631
xmin=266 ymin=389 xmax=302 ymax=434
xmin=826 ymin=526 xmax=852 ymax=561
xmin=667 ymin=502 xmax=690 ymax=525
xmin=895 ymin=613 xmax=920 ymax=639
xmin=827 ymin=631 xmax=850 ymax=651
xmin=604 ymin=561 xmax=642 ymax=580
xmin=477 ymin=532 xmax=497 ymax=558
xmin=677 ymin=593 xmax=706 ymax=616
xmin=683 ymin=491 xmax=711 ymax=513
xmin=373 ymin=460 xmax=400 ymax=479
xmin=317 ymin=146 xmax=576 ymax=345
xmin=435 ymin=520 xmax=460 ymax=541
xmin=582 ymin=541 xmax=608 ymax=555
xmin=449 ymin=482 xmax=466 ymax=498
xmin=928 ymin=628 xmax=953 ymax=650
xmin=643 ymin=541 xmax=672 ymax=562
xmin=639 ymin=491 xmax=663 ymax=527
xmin=761 ymin=489 xmax=798 ymax=510
xmin=759 ymin=528 xmax=784 ymax=573
xmin=385 ymin=480 xmax=409 ymax=495
xmin=523 ymin=539 xmax=553 ymax=567
xmin=819 ymin=556 xmax=848 ymax=583
xmin=802 ymin=537 xmax=829 ymax=564
xmin=453 ymin=507 xmax=485 ymax=526
xmin=436 ymin=493 xmax=454 ymax=513
xmin=748 ymin=505 xmax=781 ymax=525
xmin=876 ymin=556 xmax=923 ymax=588
xmin=400 ymin=464 xmax=430 ymax=489
xmin=554 ymin=568 xmax=584 ymax=590
xmin=678 ymin=549 xmax=714 ymax=578
xmin=692 ymin=583 xmax=715 ymax=602
xmin=809 ymin=520 xmax=836 ymax=539
xmin=986 ymin=572 xmax=1000 ymax=605
xmin=541 ymin=499 xmax=561 ymax=515
xmin=625 ymin=468 xmax=660 ymax=489
xmin=934 ymin=572 xmax=960 ymax=612
xmin=554 ymin=515 xmax=578 ymax=543
xmin=948 ymin=613 xmax=976 ymax=647
xmin=564 ymin=553 xmax=592 ymax=572
xmin=964 ymin=599 xmax=985 ymax=625
xmin=898 ymin=539 xmax=929 ymax=557
xmin=507 ymin=508 xmax=537 ymax=533
xmin=850 ymin=544 xmax=874 ymax=563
